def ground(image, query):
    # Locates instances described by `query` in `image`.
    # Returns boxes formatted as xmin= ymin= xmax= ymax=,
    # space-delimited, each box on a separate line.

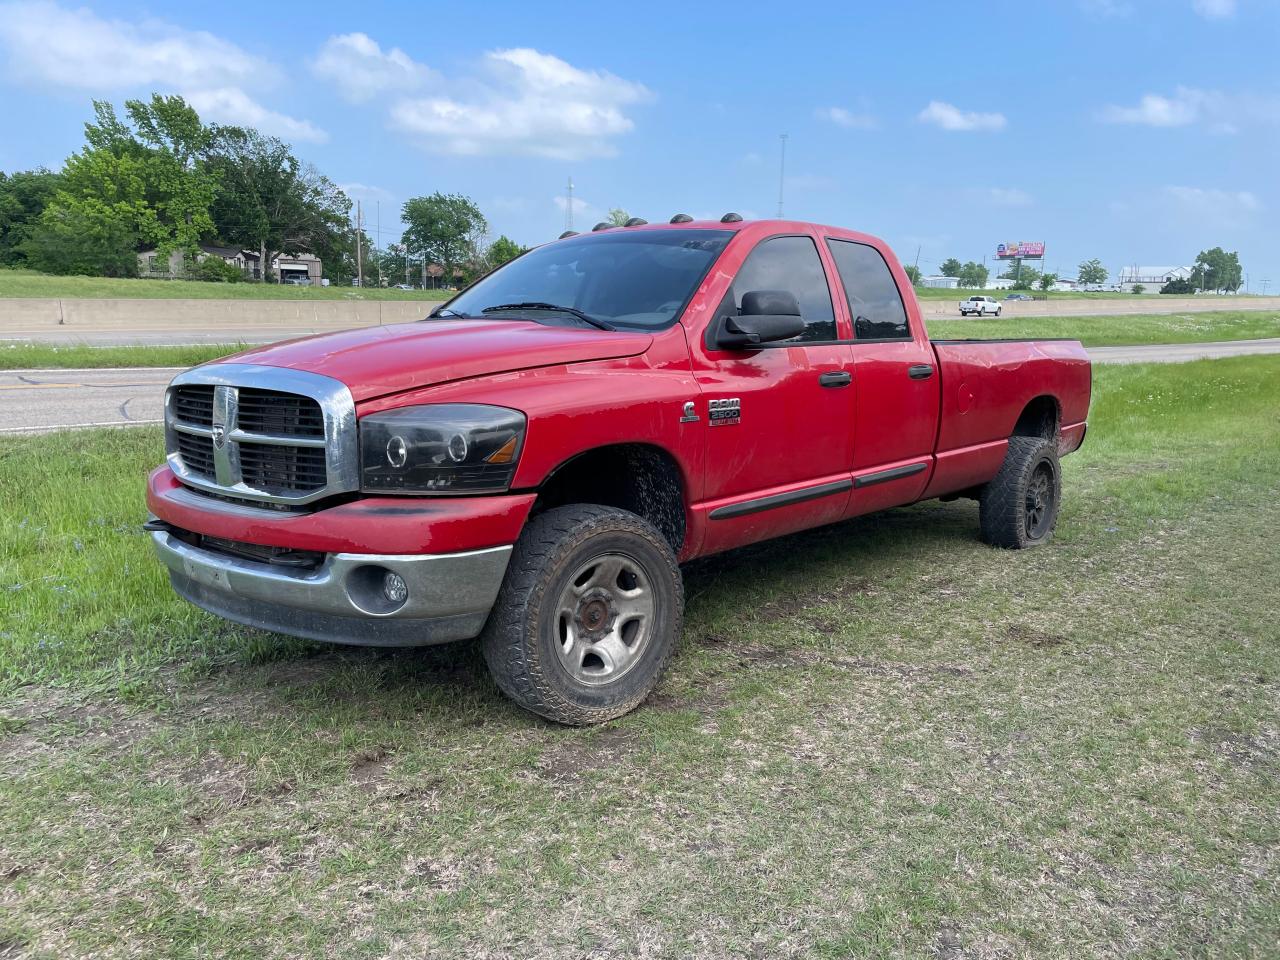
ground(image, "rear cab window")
xmin=825 ymin=239 xmax=911 ymax=341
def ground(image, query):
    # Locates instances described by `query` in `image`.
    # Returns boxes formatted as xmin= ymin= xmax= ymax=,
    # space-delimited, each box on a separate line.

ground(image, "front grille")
xmin=239 ymin=441 xmax=328 ymax=493
xmin=164 ymin=366 xmax=356 ymax=507
xmin=236 ymin=388 xmax=325 ymax=437
xmin=172 ymin=385 xmax=215 ymax=428
xmin=175 ymin=431 xmax=216 ymax=479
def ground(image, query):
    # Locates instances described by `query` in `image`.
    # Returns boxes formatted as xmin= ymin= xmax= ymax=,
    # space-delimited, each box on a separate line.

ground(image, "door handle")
xmin=908 ymin=364 xmax=935 ymax=380
xmin=818 ymin=371 xmax=853 ymax=388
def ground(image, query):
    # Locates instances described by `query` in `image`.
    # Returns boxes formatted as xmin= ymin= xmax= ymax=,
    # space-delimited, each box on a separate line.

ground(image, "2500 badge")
xmin=709 ymin=397 xmax=741 ymax=426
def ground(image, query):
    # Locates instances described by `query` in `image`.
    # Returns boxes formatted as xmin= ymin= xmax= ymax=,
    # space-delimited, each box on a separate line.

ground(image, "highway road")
xmin=3 ymin=339 xmax=1279 ymax=435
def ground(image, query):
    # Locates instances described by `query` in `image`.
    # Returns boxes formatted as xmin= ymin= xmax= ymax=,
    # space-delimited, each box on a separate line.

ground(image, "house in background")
xmin=1117 ymin=265 xmax=1193 ymax=293
xmin=138 ymin=245 xmax=322 ymax=283
xmin=271 ymin=252 xmax=323 ymax=284
xmin=920 ymin=275 xmax=960 ymax=289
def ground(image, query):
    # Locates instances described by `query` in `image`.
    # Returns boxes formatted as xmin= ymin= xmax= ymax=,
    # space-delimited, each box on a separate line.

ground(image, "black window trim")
xmin=824 ymin=237 xmax=915 ymax=345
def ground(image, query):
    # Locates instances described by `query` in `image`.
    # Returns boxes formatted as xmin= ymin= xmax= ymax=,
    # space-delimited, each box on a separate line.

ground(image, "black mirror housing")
xmin=740 ymin=289 xmax=800 ymax=317
xmin=716 ymin=312 xmax=807 ymax=349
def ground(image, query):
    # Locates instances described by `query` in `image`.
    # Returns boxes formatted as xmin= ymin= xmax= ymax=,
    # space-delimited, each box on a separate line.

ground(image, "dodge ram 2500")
xmin=146 ymin=215 xmax=1091 ymax=724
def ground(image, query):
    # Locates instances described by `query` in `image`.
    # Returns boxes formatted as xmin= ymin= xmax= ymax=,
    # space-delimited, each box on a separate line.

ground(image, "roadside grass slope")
xmin=1 ymin=357 xmax=1277 ymax=958
xmin=0 ymin=268 xmax=450 ymax=302
xmin=928 ymin=309 xmax=1280 ymax=346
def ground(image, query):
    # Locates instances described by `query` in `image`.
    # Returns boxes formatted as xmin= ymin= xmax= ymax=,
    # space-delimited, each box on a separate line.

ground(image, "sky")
xmin=0 ymin=0 xmax=1277 ymax=287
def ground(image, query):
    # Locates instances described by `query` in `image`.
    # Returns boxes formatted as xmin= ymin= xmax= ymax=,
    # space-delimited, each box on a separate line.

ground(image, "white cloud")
xmin=1101 ymin=86 xmax=1279 ymax=132
xmin=185 ymin=88 xmax=327 ymax=143
xmin=0 ymin=1 xmax=325 ymax=143
xmin=312 ymin=33 xmax=435 ymax=103
xmin=917 ymin=100 xmax=1006 ymax=132
xmin=1165 ymin=185 xmax=1259 ymax=217
xmin=390 ymin=48 xmax=651 ymax=160
xmin=970 ymin=187 xmax=1033 ymax=207
xmin=1101 ymin=87 xmax=1204 ymax=126
xmin=1079 ymin=0 xmax=1134 ymax=18
xmin=1192 ymin=0 xmax=1236 ymax=19
xmin=816 ymin=106 xmax=877 ymax=129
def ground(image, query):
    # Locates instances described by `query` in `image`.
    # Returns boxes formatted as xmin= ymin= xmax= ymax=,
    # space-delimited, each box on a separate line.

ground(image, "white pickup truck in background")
xmin=959 ymin=295 xmax=1002 ymax=316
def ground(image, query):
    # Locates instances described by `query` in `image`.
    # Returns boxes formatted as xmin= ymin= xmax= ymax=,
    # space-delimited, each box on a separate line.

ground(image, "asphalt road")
xmin=3 ymin=339 xmax=1279 ymax=435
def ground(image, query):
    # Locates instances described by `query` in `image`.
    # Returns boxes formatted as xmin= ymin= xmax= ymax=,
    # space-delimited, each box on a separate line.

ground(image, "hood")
xmin=217 ymin=320 xmax=653 ymax=402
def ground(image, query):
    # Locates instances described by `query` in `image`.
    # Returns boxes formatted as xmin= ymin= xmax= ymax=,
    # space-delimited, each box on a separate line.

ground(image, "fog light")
xmin=383 ymin=571 xmax=408 ymax=604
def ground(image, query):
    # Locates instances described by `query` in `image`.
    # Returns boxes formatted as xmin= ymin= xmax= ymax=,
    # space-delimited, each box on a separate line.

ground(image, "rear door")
xmin=823 ymin=236 xmax=940 ymax=515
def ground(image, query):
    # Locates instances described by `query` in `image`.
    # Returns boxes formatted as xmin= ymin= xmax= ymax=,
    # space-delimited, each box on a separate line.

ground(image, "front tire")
xmin=481 ymin=505 xmax=683 ymax=725
xmin=995 ymin=307 xmax=1002 ymax=316
xmin=979 ymin=437 xmax=1061 ymax=549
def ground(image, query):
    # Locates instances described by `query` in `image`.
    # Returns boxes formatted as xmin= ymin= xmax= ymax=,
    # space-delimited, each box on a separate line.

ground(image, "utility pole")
xmin=776 ymin=133 xmax=788 ymax=218
xmin=913 ymin=245 xmax=921 ymax=277
xmin=376 ymin=201 xmax=382 ymax=288
xmin=565 ymin=176 xmax=574 ymax=232
xmin=354 ymin=200 xmax=364 ymax=289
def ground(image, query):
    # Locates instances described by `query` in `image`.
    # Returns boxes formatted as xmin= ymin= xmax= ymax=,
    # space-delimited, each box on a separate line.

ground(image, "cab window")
xmin=732 ymin=235 xmax=836 ymax=342
xmin=826 ymin=239 xmax=911 ymax=340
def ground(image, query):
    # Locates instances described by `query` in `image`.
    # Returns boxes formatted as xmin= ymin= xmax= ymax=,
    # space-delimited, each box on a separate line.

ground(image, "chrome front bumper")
xmin=151 ymin=530 xmax=512 ymax=647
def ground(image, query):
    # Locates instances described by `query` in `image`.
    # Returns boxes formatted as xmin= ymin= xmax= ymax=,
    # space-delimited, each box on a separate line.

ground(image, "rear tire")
xmin=481 ymin=504 xmax=683 ymax=725
xmin=979 ymin=437 xmax=1061 ymax=549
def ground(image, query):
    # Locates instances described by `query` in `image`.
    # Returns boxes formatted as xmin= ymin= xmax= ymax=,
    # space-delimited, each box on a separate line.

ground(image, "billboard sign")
xmin=995 ymin=241 xmax=1045 ymax=260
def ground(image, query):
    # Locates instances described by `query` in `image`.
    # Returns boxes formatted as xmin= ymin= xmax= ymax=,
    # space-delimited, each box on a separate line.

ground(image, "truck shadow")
xmin=216 ymin=499 xmax=982 ymax=720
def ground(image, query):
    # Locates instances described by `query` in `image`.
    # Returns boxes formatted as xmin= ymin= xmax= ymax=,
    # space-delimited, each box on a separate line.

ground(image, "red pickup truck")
xmin=146 ymin=216 xmax=1090 ymax=724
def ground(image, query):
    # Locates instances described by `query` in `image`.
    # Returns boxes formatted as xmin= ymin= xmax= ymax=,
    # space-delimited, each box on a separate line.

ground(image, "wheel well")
xmin=532 ymin=445 xmax=687 ymax=552
xmin=1012 ymin=395 xmax=1060 ymax=440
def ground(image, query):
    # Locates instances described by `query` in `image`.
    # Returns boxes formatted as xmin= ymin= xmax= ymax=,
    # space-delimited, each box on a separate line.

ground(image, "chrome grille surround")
xmin=164 ymin=363 xmax=357 ymax=507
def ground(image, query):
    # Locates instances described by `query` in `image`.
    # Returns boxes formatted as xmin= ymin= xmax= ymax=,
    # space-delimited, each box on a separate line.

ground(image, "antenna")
xmin=565 ymin=176 xmax=574 ymax=233
xmin=776 ymin=133 xmax=788 ymax=218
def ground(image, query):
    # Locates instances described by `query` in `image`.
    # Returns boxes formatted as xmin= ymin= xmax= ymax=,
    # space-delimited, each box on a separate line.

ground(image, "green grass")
xmin=2 ymin=357 xmax=1278 ymax=958
xmin=0 ymin=341 xmax=243 ymax=370
xmin=0 ymin=267 xmax=451 ymax=302
xmin=928 ymin=310 xmax=1280 ymax=346
xmin=911 ymin=286 xmax=1167 ymax=301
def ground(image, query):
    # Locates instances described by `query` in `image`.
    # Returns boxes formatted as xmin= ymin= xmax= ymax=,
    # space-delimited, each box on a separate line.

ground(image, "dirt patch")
xmin=756 ymin=577 xmax=874 ymax=625
xmin=534 ymin=726 xmax=640 ymax=783
xmin=932 ymin=926 xmax=963 ymax=960
xmin=1190 ymin=725 xmax=1278 ymax=771
xmin=1004 ymin=623 xmax=1069 ymax=649
xmin=351 ymin=746 xmax=393 ymax=792
xmin=0 ymin=686 xmax=167 ymax=770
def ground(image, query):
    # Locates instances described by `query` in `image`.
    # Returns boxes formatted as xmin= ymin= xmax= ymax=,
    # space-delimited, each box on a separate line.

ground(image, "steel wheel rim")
xmin=553 ymin=552 xmax=655 ymax=687
xmin=1025 ymin=462 xmax=1054 ymax=539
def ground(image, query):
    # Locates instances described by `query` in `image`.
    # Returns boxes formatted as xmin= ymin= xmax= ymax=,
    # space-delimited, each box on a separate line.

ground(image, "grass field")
xmin=0 ymin=341 xmax=246 ymax=370
xmin=910 ymin=286 xmax=1166 ymax=301
xmin=0 ymin=268 xmax=451 ymax=302
xmin=2 ymin=357 xmax=1278 ymax=958
xmin=928 ymin=310 xmax=1280 ymax=346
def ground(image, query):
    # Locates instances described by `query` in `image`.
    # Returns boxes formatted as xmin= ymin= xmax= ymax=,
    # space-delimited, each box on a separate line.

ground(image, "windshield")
xmin=442 ymin=229 xmax=732 ymax=331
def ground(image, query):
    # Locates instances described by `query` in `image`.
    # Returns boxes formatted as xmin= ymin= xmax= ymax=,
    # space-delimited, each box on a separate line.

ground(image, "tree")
xmin=0 ymin=168 xmax=61 ymax=266
xmin=1077 ymin=258 xmax=1108 ymax=285
xmin=903 ymin=264 xmax=921 ymax=285
xmin=1038 ymin=273 xmax=1058 ymax=292
xmin=607 ymin=208 xmax=630 ymax=226
xmin=1000 ymin=259 xmax=1041 ymax=290
xmin=208 ymin=129 xmax=350 ymax=282
xmin=486 ymin=235 xmax=526 ymax=270
xmin=401 ymin=193 xmax=487 ymax=280
xmin=1131 ymin=284 xmax=1145 ymax=294
xmin=1192 ymin=247 xmax=1242 ymax=293
xmin=1160 ymin=277 xmax=1196 ymax=294
xmin=957 ymin=261 xmax=989 ymax=288
xmin=940 ymin=257 xmax=962 ymax=278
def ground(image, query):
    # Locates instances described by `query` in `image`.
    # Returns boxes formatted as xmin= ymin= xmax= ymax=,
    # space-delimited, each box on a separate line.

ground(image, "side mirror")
xmin=715 ymin=289 xmax=806 ymax=349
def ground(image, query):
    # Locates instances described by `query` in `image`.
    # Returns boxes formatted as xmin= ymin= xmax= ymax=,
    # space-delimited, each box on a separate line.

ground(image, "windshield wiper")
xmin=481 ymin=302 xmax=616 ymax=331
xmin=428 ymin=307 xmax=469 ymax=319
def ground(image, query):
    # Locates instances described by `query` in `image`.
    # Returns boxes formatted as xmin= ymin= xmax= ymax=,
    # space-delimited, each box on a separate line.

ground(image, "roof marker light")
xmin=592 ymin=222 xmax=614 ymax=231
xmin=558 ymin=230 xmax=579 ymax=239
xmin=669 ymin=213 xmax=693 ymax=224
xmin=624 ymin=217 xmax=648 ymax=227
xmin=720 ymin=212 xmax=743 ymax=223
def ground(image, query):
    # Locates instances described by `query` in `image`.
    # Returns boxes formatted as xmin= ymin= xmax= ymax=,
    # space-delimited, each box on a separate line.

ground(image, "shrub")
xmin=191 ymin=256 xmax=246 ymax=283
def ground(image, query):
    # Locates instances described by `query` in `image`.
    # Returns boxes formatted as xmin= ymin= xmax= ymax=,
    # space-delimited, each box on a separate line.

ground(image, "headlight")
xmin=359 ymin=404 xmax=526 ymax=494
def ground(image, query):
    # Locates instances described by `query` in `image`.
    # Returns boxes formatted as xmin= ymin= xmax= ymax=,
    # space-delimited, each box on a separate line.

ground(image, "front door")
xmin=689 ymin=233 xmax=856 ymax=555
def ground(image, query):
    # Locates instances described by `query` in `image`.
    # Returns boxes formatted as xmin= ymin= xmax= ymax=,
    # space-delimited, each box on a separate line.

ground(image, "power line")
xmin=776 ymin=134 xmax=788 ymax=218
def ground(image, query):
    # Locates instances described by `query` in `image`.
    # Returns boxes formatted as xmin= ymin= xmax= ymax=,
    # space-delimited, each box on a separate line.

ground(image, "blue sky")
xmin=1 ymin=0 xmax=1277 ymax=286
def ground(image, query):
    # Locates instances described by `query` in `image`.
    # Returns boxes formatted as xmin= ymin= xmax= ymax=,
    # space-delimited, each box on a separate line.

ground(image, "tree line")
xmin=0 ymin=94 xmax=525 ymax=286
